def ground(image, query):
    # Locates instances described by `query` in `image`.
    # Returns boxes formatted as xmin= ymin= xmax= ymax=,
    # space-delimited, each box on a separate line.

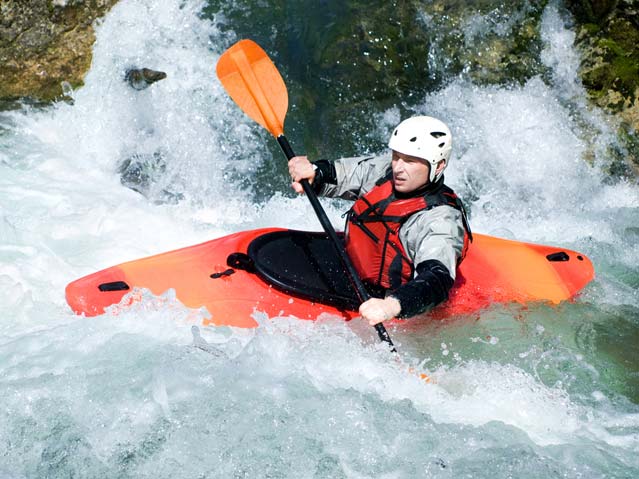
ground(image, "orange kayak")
xmin=65 ymin=228 xmax=594 ymax=327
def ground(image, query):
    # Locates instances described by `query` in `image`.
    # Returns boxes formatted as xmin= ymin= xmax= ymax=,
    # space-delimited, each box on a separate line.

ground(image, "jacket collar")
xmin=393 ymin=175 xmax=445 ymax=199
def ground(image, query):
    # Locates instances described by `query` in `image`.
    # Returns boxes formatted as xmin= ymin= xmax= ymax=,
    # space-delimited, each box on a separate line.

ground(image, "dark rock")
xmin=124 ymin=68 xmax=167 ymax=91
xmin=566 ymin=0 xmax=639 ymax=175
xmin=0 ymin=0 xmax=120 ymax=102
xmin=118 ymin=152 xmax=183 ymax=204
xmin=567 ymin=0 xmax=618 ymax=23
xmin=118 ymin=152 xmax=166 ymax=196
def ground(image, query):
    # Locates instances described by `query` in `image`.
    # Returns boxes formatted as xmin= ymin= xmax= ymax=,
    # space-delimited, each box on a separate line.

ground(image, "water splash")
xmin=0 ymin=0 xmax=638 ymax=477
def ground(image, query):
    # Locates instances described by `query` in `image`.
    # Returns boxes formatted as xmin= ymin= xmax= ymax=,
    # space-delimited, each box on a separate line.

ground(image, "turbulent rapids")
xmin=0 ymin=1 xmax=638 ymax=478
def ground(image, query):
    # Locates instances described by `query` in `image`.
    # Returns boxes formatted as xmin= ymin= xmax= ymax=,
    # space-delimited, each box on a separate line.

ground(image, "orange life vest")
xmin=344 ymin=176 xmax=471 ymax=290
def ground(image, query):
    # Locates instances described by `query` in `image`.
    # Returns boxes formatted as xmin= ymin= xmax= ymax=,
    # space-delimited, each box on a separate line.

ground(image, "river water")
xmin=1 ymin=0 xmax=638 ymax=477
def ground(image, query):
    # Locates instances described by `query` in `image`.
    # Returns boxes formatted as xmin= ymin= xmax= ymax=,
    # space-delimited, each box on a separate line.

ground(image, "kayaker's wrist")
xmin=385 ymin=295 xmax=402 ymax=317
xmin=311 ymin=160 xmax=337 ymax=193
xmin=310 ymin=162 xmax=321 ymax=191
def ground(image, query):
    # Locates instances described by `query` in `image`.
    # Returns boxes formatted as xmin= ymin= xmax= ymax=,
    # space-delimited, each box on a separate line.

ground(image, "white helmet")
xmin=388 ymin=116 xmax=453 ymax=182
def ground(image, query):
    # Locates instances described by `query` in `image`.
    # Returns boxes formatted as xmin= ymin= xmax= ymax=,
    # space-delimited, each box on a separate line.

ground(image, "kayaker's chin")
xmin=392 ymin=177 xmax=407 ymax=191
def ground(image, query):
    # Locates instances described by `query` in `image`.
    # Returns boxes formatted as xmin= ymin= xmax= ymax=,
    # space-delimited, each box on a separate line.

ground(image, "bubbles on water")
xmin=540 ymin=3 xmax=582 ymax=100
xmin=471 ymin=335 xmax=500 ymax=345
xmin=395 ymin=5 xmax=637 ymax=260
xmin=3 ymin=0 xmax=267 ymax=208
xmin=1 ymin=1 xmax=638 ymax=476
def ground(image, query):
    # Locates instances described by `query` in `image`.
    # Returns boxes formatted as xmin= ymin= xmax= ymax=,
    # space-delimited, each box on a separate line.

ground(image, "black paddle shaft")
xmin=277 ymin=135 xmax=396 ymax=352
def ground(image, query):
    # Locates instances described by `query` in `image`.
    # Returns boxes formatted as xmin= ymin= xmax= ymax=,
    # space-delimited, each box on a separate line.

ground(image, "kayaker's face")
xmin=391 ymin=151 xmax=431 ymax=193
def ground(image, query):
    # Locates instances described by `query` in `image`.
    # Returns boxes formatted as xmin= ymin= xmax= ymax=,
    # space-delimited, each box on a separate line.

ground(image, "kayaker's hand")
xmin=359 ymin=297 xmax=401 ymax=326
xmin=288 ymin=156 xmax=316 ymax=194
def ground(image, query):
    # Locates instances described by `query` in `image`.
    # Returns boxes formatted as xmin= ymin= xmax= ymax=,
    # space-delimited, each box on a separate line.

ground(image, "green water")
xmin=1 ymin=0 xmax=638 ymax=477
xmin=201 ymin=0 xmax=639 ymax=407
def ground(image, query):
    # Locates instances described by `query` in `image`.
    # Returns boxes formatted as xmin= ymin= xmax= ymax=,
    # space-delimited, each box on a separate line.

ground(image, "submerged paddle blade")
xmin=216 ymin=39 xmax=288 ymax=137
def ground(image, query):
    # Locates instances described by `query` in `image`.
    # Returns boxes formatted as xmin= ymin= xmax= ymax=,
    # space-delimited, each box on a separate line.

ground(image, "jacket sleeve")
xmin=313 ymin=154 xmax=391 ymax=200
xmin=391 ymin=206 xmax=465 ymax=318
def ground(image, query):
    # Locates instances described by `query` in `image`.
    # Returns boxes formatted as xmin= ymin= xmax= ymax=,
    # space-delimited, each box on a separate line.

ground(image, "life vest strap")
xmin=344 ymin=176 xmax=471 ymax=290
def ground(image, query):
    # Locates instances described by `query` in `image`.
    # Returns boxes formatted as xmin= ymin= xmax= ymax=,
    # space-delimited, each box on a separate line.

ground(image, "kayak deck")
xmin=65 ymin=228 xmax=595 ymax=326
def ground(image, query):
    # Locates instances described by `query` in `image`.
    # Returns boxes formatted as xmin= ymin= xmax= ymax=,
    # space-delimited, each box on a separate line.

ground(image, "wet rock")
xmin=118 ymin=67 xmax=172 ymax=202
xmin=424 ymin=0 xmax=548 ymax=86
xmin=209 ymin=0 xmax=435 ymax=156
xmin=118 ymin=152 xmax=183 ymax=204
xmin=205 ymin=0 xmax=549 ymax=158
xmin=566 ymin=0 xmax=639 ymax=175
xmin=118 ymin=152 xmax=165 ymax=196
xmin=0 ymin=0 xmax=120 ymax=102
xmin=567 ymin=0 xmax=619 ymax=23
xmin=124 ymin=68 xmax=167 ymax=91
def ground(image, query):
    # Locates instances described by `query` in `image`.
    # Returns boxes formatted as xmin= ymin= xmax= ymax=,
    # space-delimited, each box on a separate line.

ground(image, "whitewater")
xmin=1 ymin=0 xmax=638 ymax=477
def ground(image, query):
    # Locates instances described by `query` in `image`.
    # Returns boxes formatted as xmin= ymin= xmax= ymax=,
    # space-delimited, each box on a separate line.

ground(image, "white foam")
xmin=0 ymin=2 xmax=637 ymax=475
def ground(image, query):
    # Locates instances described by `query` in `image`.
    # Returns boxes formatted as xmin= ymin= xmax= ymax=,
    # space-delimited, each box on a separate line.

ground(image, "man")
xmin=288 ymin=116 xmax=471 ymax=326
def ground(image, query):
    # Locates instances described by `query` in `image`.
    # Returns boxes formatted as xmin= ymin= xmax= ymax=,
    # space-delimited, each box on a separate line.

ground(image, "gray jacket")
xmin=318 ymin=154 xmax=465 ymax=282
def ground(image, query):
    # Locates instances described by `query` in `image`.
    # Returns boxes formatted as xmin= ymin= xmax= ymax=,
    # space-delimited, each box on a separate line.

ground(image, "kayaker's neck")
xmin=394 ymin=175 xmax=445 ymax=199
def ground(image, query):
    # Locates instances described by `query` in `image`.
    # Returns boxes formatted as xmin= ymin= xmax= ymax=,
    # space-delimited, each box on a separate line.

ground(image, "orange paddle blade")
xmin=216 ymin=39 xmax=288 ymax=137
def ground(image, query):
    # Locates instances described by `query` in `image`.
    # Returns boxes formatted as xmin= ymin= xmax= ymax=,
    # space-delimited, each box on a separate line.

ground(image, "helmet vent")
xmin=439 ymin=142 xmax=445 ymax=148
xmin=394 ymin=129 xmax=398 ymax=136
xmin=431 ymin=131 xmax=446 ymax=138
xmin=410 ymin=136 xmax=417 ymax=142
